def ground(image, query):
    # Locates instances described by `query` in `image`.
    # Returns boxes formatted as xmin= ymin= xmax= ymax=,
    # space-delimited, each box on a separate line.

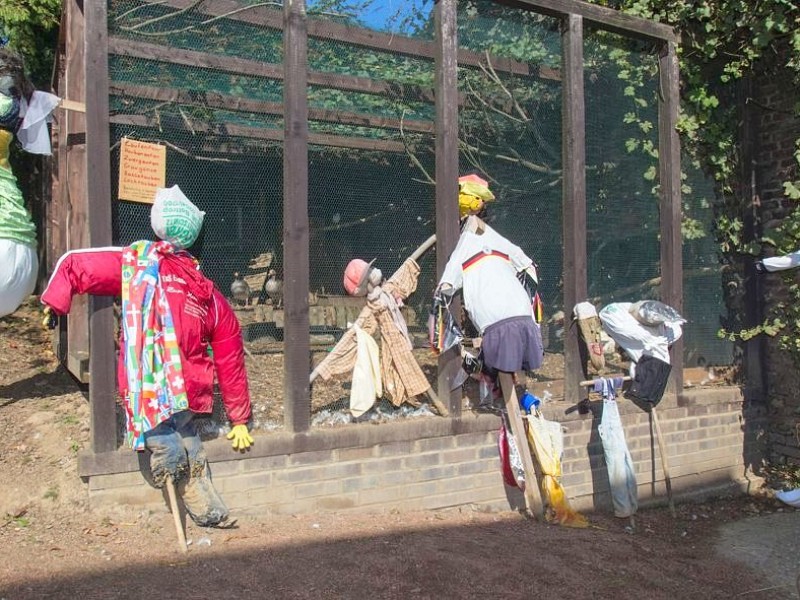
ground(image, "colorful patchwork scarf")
xmin=121 ymin=240 xmax=189 ymax=450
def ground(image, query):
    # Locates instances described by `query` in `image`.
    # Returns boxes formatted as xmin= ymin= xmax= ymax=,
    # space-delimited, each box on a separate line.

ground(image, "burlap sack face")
xmin=573 ymin=302 xmax=605 ymax=372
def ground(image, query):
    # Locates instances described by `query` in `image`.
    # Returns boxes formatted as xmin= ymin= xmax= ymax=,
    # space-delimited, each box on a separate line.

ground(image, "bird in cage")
xmin=265 ymin=269 xmax=283 ymax=309
xmin=230 ymin=272 xmax=250 ymax=307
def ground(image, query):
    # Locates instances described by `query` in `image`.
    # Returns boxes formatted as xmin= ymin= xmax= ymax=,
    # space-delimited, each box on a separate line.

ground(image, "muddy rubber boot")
xmin=179 ymin=459 xmax=231 ymax=527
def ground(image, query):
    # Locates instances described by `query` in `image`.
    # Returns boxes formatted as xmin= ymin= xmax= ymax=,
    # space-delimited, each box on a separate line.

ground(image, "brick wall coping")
xmin=78 ymin=386 xmax=744 ymax=478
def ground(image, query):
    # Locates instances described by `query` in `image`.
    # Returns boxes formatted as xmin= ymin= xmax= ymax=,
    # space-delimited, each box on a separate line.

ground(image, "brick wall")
xmin=752 ymin=40 xmax=800 ymax=464
xmin=82 ymin=387 xmax=766 ymax=517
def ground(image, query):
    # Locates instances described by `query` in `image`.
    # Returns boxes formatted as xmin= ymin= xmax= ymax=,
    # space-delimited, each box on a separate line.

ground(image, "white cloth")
xmin=599 ymin=302 xmax=681 ymax=364
xmin=350 ymin=325 xmax=382 ymax=417
xmin=439 ymin=225 xmax=534 ymax=334
xmin=17 ymin=91 xmax=60 ymax=155
xmin=0 ymin=238 xmax=38 ymax=317
xmin=763 ymin=250 xmax=800 ymax=272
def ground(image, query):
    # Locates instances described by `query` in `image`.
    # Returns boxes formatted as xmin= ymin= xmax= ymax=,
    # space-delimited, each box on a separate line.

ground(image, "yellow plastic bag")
xmin=526 ymin=413 xmax=588 ymax=528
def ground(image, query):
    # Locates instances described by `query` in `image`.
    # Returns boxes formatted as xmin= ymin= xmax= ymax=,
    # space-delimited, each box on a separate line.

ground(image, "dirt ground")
xmin=1 ymin=298 xmax=798 ymax=600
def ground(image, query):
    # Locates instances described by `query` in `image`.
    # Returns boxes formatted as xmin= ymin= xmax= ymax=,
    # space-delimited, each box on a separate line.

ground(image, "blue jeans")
xmin=598 ymin=398 xmax=639 ymax=518
xmin=144 ymin=410 xmax=230 ymax=527
xmin=144 ymin=410 xmax=205 ymax=486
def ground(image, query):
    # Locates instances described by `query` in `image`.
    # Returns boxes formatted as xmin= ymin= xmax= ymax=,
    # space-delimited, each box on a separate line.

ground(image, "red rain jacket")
xmin=41 ymin=247 xmax=251 ymax=425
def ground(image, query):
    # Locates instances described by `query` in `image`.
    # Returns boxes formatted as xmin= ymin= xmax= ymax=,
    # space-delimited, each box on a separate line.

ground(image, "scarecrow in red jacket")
xmin=41 ymin=185 xmax=252 ymax=527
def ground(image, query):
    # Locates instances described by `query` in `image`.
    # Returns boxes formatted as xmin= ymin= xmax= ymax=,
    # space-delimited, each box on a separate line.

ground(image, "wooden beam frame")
xmin=109 ymin=114 xmax=409 ymax=153
xmin=497 ymin=0 xmax=678 ymax=43
xmin=434 ymin=0 xmax=462 ymax=416
xmin=561 ymin=14 xmax=587 ymax=405
xmin=283 ymin=0 xmax=311 ymax=433
xmin=85 ymin=1 xmax=117 ymax=453
xmin=109 ymin=82 xmax=435 ymax=134
xmin=149 ymin=0 xmax=548 ymax=77
xmin=657 ymin=40 xmax=683 ymax=396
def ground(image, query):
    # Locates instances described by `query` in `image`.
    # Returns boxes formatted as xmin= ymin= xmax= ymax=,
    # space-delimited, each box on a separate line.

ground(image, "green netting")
xmin=682 ymin=161 xmax=733 ymax=366
xmin=109 ymin=0 xmax=287 ymax=433
xmin=457 ymin=3 xmax=564 ymax=359
xmin=585 ymin=29 xmax=661 ymax=307
xmin=102 ymin=0 xmax=729 ymax=437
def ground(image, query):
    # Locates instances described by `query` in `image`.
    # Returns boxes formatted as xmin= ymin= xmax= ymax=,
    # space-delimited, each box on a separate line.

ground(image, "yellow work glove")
xmin=227 ymin=424 xmax=253 ymax=451
xmin=42 ymin=306 xmax=58 ymax=330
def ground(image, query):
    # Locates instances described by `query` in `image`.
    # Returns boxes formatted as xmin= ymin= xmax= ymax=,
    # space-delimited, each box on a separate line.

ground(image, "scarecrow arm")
xmin=40 ymin=248 xmax=123 ymax=314
xmin=209 ymin=290 xmax=252 ymax=425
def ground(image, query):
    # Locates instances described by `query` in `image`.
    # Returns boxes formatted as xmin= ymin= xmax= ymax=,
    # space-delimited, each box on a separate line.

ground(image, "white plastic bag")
xmin=599 ymin=302 xmax=680 ymax=364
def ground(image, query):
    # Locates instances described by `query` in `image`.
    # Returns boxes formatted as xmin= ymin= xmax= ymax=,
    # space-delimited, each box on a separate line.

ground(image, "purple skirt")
xmin=481 ymin=316 xmax=544 ymax=373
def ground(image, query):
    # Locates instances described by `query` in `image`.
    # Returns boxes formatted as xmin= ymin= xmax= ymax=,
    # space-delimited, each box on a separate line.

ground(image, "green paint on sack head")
xmin=150 ymin=185 xmax=205 ymax=250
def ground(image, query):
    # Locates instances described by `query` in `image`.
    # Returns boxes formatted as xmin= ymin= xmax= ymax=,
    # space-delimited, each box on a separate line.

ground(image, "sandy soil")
xmin=0 ymin=297 xmax=796 ymax=600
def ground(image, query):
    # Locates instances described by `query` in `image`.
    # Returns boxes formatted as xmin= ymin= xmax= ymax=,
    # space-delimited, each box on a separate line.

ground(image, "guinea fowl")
xmin=230 ymin=272 xmax=250 ymax=306
xmin=265 ymin=269 xmax=283 ymax=308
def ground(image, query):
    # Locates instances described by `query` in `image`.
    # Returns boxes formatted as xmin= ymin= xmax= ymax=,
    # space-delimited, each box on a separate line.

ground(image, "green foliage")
xmin=0 ymin=0 xmax=61 ymax=89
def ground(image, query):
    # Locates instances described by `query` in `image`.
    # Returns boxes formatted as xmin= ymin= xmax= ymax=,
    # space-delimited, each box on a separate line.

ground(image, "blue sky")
xmin=307 ymin=0 xmax=434 ymax=34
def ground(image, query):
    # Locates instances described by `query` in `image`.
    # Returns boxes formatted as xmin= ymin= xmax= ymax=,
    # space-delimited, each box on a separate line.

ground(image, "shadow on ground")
xmin=0 ymin=512 xmax=792 ymax=600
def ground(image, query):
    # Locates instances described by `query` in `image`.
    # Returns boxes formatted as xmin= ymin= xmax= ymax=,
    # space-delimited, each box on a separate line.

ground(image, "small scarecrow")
xmin=0 ymin=44 xmax=60 ymax=317
xmin=42 ymin=186 xmax=253 ymax=529
xmin=310 ymin=241 xmax=449 ymax=418
xmin=432 ymin=174 xmax=544 ymax=404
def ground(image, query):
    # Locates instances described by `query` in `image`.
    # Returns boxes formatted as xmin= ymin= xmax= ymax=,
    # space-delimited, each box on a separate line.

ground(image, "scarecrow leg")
xmin=650 ymin=405 xmax=676 ymax=518
xmin=165 ymin=476 xmax=189 ymax=553
xmin=497 ymin=372 xmax=544 ymax=520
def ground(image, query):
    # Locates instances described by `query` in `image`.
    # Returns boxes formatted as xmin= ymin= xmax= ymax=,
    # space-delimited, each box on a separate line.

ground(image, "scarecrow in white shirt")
xmin=432 ymin=175 xmax=543 ymax=402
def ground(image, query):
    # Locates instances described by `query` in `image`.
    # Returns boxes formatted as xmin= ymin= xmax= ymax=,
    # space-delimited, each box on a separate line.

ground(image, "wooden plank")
xmin=561 ymin=14 xmax=587 ymax=405
xmin=153 ymin=0 xmax=552 ymax=78
xmin=497 ymin=0 xmax=679 ymax=43
xmin=434 ymin=0 xmax=462 ymax=417
xmin=283 ymin=0 xmax=311 ymax=434
xmin=108 ymin=36 xmax=437 ymax=102
xmin=498 ymin=372 xmax=544 ymax=519
xmin=109 ymin=81 xmax=434 ymax=133
xmin=60 ymin=98 xmax=86 ymax=113
xmin=109 ymin=114 xmax=408 ymax=153
xmin=85 ymin=1 xmax=118 ymax=454
xmin=657 ymin=41 xmax=683 ymax=397
xmin=63 ymin=0 xmax=91 ymax=391
xmin=739 ymin=76 xmax=764 ymax=401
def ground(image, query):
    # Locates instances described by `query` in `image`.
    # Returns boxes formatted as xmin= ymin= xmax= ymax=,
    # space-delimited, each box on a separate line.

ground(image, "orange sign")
xmin=118 ymin=138 xmax=166 ymax=203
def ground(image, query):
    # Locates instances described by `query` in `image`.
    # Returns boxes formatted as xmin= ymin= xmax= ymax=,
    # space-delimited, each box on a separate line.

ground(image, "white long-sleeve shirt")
xmin=439 ymin=224 xmax=534 ymax=334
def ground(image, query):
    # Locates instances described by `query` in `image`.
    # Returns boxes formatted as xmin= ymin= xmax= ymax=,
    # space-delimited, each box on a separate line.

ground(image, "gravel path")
xmin=716 ymin=509 xmax=800 ymax=599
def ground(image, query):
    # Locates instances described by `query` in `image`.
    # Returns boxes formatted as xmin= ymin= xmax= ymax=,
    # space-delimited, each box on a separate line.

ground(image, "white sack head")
xmin=150 ymin=185 xmax=205 ymax=250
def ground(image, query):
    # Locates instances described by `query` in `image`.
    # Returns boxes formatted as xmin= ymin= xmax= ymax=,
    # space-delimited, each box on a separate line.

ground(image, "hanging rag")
xmin=350 ymin=325 xmax=382 ymax=417
xmin=498 ymin=413 xmax=525 ymax=489
xmin=17 ymin=91 xmax=60 ymax=155
xmin=526 ymin=413 xmax=588 ymax=527
xmin=121 ymin=240 xmax=190 ymax=450
xmin=595 ymin=377 xmax=638 ymax=518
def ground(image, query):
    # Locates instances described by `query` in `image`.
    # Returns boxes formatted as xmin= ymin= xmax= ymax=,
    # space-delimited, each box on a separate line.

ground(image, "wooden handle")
xmin=165 ymin=477 xmax=188 ymax=553
xmin=579 ymin=375 xmax=632 ymax=386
